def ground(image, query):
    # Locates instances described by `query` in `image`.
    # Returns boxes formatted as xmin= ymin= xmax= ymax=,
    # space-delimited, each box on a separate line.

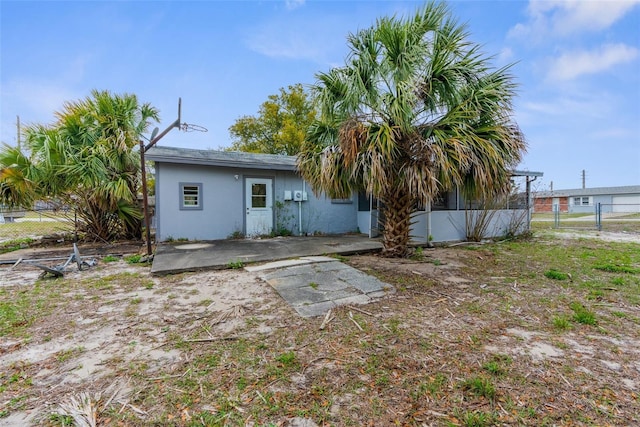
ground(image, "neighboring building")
xmin=147 ymin=146 xmax=542 ymax=244
xmin=534 ymin=185 xmax=640 ymax=213
xmin=0 ymin=205 xmax=25 ymax=222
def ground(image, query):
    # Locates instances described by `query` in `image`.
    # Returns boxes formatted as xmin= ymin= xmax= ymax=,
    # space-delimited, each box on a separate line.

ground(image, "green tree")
xmin=0 ymin=90 xmax=159 ymax=240
xmin=228 ymin=84 xmax=316 ymax=155
xmin=297 ymin=2 xmax=526 ymax=257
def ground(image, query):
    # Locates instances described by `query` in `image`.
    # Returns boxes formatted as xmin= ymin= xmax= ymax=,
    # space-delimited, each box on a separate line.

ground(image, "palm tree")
xmin=0 ymin=90 xmax=159 ymax=240
xmin=297 ymin=2 xmax=526 ymax=257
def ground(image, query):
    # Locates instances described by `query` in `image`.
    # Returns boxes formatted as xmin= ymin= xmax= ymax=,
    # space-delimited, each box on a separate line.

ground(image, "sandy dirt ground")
xmin=1 ymin=231 xmax=639 ymax=425
xmin=1 ymin=238 xmax=296 ymax=424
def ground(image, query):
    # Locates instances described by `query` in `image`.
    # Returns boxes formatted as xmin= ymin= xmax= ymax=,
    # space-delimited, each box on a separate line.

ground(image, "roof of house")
xmin=147 ymin=146 xmax=545 ymax=180
xmin=146 ymin=146 xmax=297 ymax=171
xmin=535 ymin=185 xmax=640 ymax=198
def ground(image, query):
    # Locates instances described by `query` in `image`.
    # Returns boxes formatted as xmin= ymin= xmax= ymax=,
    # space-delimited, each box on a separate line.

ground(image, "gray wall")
xmin=410 ymin=209 xmax=529 ymax=243
xmin=568 ymin=195 xmax=609 ymax=214
xmin=154 ymin=163 xmax=358 ymax=241
xmin=271 ymin=171 xmax=358 ymax=235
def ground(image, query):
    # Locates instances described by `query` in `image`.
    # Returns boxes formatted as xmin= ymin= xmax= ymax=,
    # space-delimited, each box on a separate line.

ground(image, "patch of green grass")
xmin=329 ymin=253 xmax=347 ymax=262
xmin=275 ymin=350 xmax=296 ymax=367
xmin=594 ymin=264 xmax=639 ymax=274
xmin=0 ymin=237 xmax=34 ymax=254
xmin=552 ymin=315 xmax=571 ymax=330
xmin=482 ymin=361 xmax=502 ymax=376
xmin=570 ymin=302 xmax=598 ymax=326
xmin=55 ymin=346 xmax=85 ymax=363
xmin=610 ymin=276 xmax=626 ymax=286
xmin=410 ymin=246 xmax=424 ymax=260
xmin=482 ymin=354 xmax=512 ymax=376
xmin=124 ymin=254 xmax=143 ymax=264
xmin=227 ymin=230 xmax=245 ymax=239
xmin=48 ymin=413 xmax=74 ymax=425
xmin=544 ymin=269 xmax=569 ymax=280
xmin=227 ymin=260 xmax=244 ymax=269
xmin=0 ymin=289 xmax=43 ymax=337
xmin=454 ymin=409 xmax=498 ymax=427
xmin=102 ymin=255 xmax=119 ymax=262
xmin=586 ymin=289 xmax=605 ymax=300
xmin=412 ymin=373 xmax=448 ymax=399
xmin=460 ymin=376 xmax=496 ymax=400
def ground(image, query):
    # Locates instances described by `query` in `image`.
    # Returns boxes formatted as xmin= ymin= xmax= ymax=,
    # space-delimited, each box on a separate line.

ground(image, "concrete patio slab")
xmin=244 ymin=256 xmax=336 ymax=272
xmin=259 ymin=260 xmax=394 ymax=318
xmin=150 ymin=235 xmax=381 ymax=275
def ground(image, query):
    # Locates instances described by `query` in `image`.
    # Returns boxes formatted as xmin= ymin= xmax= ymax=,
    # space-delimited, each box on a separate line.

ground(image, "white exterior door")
xmin=245 ymin=178 xmax=273 ymax=236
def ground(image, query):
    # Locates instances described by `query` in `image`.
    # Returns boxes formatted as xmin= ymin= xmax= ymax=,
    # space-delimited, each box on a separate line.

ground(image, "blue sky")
xmin=1 ymin=0 xmax=639 ymax=190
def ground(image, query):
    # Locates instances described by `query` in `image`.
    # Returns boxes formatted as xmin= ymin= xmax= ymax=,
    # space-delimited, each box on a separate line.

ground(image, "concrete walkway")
xmin=248 ymin=257 xmax=394 ymax=317
xmin=150 ymin=234 xmax=382 ymax=275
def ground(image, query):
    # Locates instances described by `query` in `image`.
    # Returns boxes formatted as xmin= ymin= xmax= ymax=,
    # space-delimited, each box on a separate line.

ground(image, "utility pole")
xmin=16 ymin=116 xmax=21 ymax=150
xmin=582 ymin=169 xmax=586 ymax=189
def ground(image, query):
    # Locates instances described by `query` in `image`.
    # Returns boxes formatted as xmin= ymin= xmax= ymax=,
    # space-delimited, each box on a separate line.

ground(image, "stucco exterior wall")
xmin=568 ymin=195 xmax=609 ymax=214
xmin=154 ymin=163 xmax=358 ymax=242
xmin=410 ymin=209 xmax=529 ymax=243
xmin=271 ymin=171 xmax=358 ymax=236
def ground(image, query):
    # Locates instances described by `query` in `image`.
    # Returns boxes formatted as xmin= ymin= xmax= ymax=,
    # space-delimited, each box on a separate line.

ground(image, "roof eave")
xmin=146 ymin=153 xmax=298 ymax=171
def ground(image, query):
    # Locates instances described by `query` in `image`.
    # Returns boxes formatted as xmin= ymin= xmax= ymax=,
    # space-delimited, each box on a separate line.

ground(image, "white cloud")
xmin=0 ymin=79 xmax=82 ymax=143
xmin=497 ymin=47 xmax=514 ymax=65
xmin=592 ymin=127 xmax=635 ymax=139
xmin=547 ymin=43 xmax=638 ymax=81
xmin=245 ymin=17 xmax=345 ymax=64
xmin=509 ymin=0 xmax=640 ymax=39
xmin=285 ymin=0 xmax=305 ymax=11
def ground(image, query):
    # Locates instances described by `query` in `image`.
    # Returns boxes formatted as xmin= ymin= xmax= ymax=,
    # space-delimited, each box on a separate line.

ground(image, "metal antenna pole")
xmin=17 ymin=116 xmax=21 ymax=150
xmin=141 ymin=98 xmax=182 ymax=257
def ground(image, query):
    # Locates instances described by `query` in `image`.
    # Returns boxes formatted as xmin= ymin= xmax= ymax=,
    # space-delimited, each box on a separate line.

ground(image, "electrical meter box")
xmin=293 ymin=191 xmax=303 ymax=202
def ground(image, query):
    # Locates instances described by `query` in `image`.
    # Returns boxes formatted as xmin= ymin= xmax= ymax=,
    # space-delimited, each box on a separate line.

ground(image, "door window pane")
xmin=251 ymin=183 xmax=267 ymax=208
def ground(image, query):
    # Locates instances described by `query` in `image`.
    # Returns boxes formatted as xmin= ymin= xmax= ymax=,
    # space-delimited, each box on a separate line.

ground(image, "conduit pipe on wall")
xmin=426 ymin=200 xmax=433 ymax=248
xmin=298 ymin=181 xmax=305 ymax=235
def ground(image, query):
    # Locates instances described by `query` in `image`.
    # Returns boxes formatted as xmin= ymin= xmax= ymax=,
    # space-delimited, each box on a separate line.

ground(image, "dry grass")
xmin=1 ymin=232 xmax=639 ymax=426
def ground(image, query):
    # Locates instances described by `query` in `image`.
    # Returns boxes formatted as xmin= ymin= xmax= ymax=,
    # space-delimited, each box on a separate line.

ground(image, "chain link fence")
xmin=0 ymin=207 xmax=77 ymax=245
xmin=595 ymin=203 xmax=640 ymax=233
xmin=532 ymin=204 xmax=640 ymax=234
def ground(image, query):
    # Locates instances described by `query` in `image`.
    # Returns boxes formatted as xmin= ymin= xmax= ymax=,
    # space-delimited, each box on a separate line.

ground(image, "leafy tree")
xmin=0 ymin=90 xmax=159 ymax=240
xmin=297 ymin=2 xmax=526 ymax=257
xmin=228 ymin=84 xmax=316 ymax=155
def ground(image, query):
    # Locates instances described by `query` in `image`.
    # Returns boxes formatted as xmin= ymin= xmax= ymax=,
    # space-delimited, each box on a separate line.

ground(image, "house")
xmin=534 ymin=185 xmax=640 ymax=214
xmin=146 ymin=146 xmax=542 ymax=243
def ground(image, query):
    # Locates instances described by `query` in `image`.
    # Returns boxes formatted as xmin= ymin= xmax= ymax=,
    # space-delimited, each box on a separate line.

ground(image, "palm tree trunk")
xmin=380 ymin=188 xmax=413 ymax=257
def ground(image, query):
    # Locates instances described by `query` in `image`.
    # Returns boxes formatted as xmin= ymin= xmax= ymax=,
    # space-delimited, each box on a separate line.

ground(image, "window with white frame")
xmin=572 ymin=196 xmax=591 ymax=206
xmin=180 ymin=183 xmax=202 ymax=210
